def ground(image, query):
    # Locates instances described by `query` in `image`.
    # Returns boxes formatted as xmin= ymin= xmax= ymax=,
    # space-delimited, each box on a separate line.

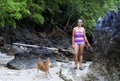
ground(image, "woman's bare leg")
xmin=73 ymin=43 xmax=79 ymax=68
xmin=79 ymin=43 xmax=85 ymax=67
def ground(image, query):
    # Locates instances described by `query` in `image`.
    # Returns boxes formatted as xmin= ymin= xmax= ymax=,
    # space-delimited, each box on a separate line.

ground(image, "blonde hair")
xmin=78 ymin=19 xmax=82 ymax=23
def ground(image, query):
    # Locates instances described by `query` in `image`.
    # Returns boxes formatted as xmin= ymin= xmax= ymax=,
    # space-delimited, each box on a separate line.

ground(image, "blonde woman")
xmin=72 ymin=19 xmax=91 ymax=70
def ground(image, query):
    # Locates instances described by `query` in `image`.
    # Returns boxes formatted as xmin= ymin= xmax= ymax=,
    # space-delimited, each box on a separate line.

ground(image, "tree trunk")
xmin=64 ymin=16 xmax=71 ymax=31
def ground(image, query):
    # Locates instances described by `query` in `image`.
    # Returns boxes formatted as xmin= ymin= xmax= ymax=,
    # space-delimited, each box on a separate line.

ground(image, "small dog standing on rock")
xmin=37 ymin=55 xmax=52 ymax=78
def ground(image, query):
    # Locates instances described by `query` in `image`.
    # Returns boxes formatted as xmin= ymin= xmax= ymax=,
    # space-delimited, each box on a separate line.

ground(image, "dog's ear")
xmin=38 ymin=54 xmax=42 ymax=57
xmin=38 ymin=54 xmax=42 ymax=61
xmin=47 ymin=57 xmax=50 ymax=60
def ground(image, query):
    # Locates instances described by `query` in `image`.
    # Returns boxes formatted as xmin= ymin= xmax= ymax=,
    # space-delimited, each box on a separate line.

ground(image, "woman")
xmin=72 ymin=19 xmax=91 ymax=70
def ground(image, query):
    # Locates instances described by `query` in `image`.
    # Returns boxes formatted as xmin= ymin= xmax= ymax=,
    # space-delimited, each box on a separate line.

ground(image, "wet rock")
xmin=88 ymin=7 xmax=120 ymax=81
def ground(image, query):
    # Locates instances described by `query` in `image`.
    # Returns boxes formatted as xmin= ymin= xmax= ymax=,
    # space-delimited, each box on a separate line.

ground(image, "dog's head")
xmin=45 ymin=58 xmax=51 ymax=66
xmin=38 ymin=54 xmax=42 ymax=60
xmin=38 ymin=54 xmax=42 ymax=57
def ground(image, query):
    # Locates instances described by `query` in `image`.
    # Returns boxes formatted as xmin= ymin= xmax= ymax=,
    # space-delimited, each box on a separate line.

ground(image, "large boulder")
xmin=87 ymin=8 xmax=120 ymax=81
xmin=59 ymin=61 xmax=92 ymax=81
xmin=7 ymin=48 xmax=56 ymax=69
xmin=6 ymin=45 xmax=75 ymax=69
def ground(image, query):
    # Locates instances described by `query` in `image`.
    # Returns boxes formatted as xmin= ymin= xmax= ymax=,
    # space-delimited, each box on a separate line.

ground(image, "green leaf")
xmin=32 ymin=13 xmax=44 ymax=24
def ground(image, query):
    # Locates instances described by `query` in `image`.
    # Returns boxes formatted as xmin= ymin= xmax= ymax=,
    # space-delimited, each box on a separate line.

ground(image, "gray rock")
xmin=83 ymin=46 xmax=95 ymax=61
xmin=88 ymin=7 xmax=120 ymax=81
xmin=0 ymin=25 xmax=93 ymax=63
xmin=30 ymin=48 xmax=54 ymax=55
xmin=55 ymin=46 xmax=94 ymax=62
xmin=59 ymin=61 xmax=92 ymax=81
xmin=7 ymin=48 xmax=56 ymax=69
xmin=7 ymin=46 xmax=27 ymax=56
xmin=0 ymin=52 xmax=14 ymax=65
xmin=0 ymin=37 xmax=5 ymax=47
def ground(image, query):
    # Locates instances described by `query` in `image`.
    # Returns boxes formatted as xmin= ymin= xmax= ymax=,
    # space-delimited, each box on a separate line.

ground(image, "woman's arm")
xmin=83 ymin=28 xmax=91 ymax=47
xmin=72 ymin=28 xmax=75 ymax=47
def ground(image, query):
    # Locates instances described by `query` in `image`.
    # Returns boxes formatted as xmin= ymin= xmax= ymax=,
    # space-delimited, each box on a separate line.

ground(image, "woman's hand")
xmin=72 ymin=43 xmax=75 ymax=48
xmin=88 ymin=43 xmax=91 ymax=47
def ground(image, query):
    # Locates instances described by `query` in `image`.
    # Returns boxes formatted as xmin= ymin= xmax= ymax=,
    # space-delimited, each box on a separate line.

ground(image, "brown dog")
xmin=37 ymin=55 xmax=51 ymax=78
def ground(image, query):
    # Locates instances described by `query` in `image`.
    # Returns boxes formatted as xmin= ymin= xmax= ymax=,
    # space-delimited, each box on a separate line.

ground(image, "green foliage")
xmin=0 ymin=0 xmax=30 ymax=27
xmin=0 ymin=0 xmax=120 ymax=35
xmin=32 ymin=13 xmax=44 ymax=24
xmin=57 ymin=0 xmax=120 ymax=35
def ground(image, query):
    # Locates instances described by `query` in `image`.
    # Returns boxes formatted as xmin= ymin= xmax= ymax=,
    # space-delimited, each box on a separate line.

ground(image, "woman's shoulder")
xmin=73 ymin=26 xmax=78 ymax=29
xmin=81 ymin=27 xmax=85 ymax=30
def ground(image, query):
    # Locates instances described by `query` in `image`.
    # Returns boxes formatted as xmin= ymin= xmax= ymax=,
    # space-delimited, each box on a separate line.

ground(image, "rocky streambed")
xmin=0 ymin=7 xmax=120 ymax=81
xmin=0 ymin=52 xmax=64 ymax=81
xmin=4 ymin=43 xmax=93 ymax=70
xmin=0 ymin=48 xmax=92 ymax=81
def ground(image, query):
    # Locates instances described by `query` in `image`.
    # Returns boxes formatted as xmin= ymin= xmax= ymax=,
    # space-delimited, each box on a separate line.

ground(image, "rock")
xmin=0 ymin=52 xmax=14 ymax=65
xmin=6 ymin=71 xmax=16 ymax=75
xmin=59 ymin=61 xmax=92 ymax=81
xmin=0 ymin=47 xmax=8 ymax=53
xmin=0 ymin=44 xmax=12 ymax=53
xmin=0 ymin=37 xmax=5 ymax=47
xmin=0 ymin=27 xmax=71 ymax=48
xmin=6 ymin=43 xmax=74 ymax=69
xmin=54 ymin=48 xmax=73 ymax=62
xmin=7 ymin=46 xmax=27 ymax=56
xmin=54 ymin=46 xmax=94 ymax=63
xmin=51 ymin=40 xmax=94 ymax=62
xmin=0 ymin=26 xmax=94 ymax=63
xmin=30 ymin=48 xmax=54 ymax=55
xmin=87 ymin=7 xmax=120 ymax=81
xmin=7 ymin=52 xmax=38 ymax=69
xmin=83 ymin=46 xmax=95 ymax=61
xmin=6 ymin=46 xmax=76 ymax=69
xmin=54 ymin=53 xmax=69 ymax=63
xmin=7 ymin=48 xmax=56 ymax=69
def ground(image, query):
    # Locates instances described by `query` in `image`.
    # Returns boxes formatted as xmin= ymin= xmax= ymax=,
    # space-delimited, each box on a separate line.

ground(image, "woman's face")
xmin=77 ymin=19 xmax=82 ymax=26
